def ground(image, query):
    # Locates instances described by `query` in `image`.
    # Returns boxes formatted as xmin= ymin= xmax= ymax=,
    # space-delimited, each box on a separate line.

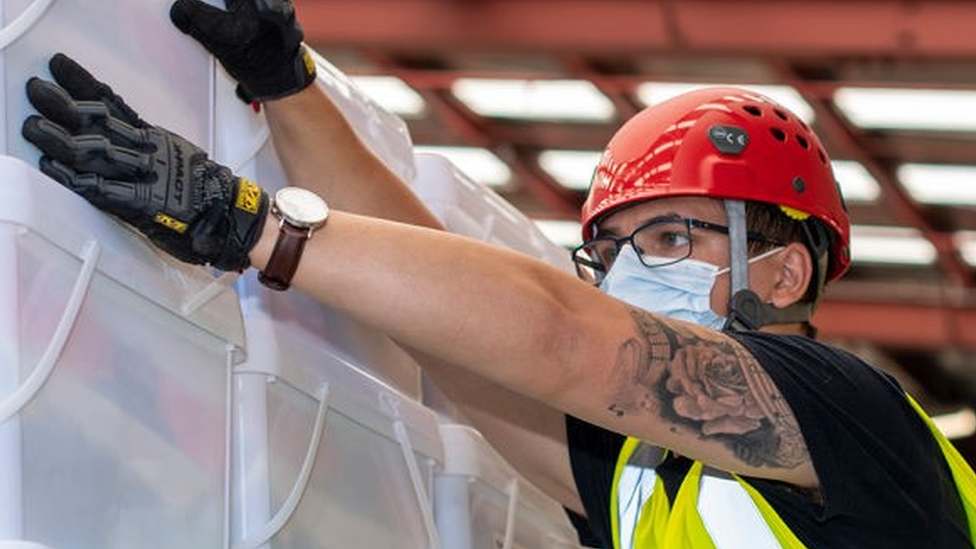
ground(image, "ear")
xmin=769 ymin=242 xmax=813 ymax=308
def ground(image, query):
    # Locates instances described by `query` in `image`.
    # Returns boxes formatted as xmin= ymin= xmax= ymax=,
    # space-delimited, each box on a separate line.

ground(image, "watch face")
xmin=275 ymin=187 xmax=329 ymax=227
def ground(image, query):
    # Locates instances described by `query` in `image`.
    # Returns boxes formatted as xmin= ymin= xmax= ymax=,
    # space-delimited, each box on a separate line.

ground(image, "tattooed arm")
xmin=603 ymin=306 xmax=817 ymax=487
xmin=248 ymin=213 xmax=818 ymax=490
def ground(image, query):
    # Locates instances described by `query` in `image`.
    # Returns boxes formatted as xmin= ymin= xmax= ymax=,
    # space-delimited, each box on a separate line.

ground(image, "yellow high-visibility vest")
xmin=609 ymin=394 xmax=976 ymax=549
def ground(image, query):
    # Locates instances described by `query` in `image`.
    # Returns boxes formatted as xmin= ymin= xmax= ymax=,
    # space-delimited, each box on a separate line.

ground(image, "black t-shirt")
xmin=566 ymin=332 xmax=971 ymax=549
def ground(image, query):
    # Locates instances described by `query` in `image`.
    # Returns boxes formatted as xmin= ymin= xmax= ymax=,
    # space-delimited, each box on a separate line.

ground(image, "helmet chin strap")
xmin=721 ymin=200 xmax=813 ymax=332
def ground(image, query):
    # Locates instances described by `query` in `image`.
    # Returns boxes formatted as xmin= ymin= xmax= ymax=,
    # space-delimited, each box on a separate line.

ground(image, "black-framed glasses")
xmin=571 ymin=217 xmax=779 ymax=284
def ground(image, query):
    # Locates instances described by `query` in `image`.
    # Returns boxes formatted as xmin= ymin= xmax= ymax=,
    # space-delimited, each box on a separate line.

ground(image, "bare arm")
xmin=264 ymin=86 xmax=587 ymax=509
xmin=263 ymin=86 xmax=441 ymax=229
xmin=249 ymin=212 xmax=818 ymax=489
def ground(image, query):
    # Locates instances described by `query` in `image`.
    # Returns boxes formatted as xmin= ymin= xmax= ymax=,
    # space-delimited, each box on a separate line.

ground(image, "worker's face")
xmin=594 ymin=196 xmax=780 ymax=317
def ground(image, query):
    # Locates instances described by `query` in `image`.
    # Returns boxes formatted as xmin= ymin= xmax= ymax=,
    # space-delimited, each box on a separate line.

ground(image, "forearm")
xmin=249 ymin=210 xmax=624 ymax=403
xmin=251 ymin=211 xmax=820 ymax=486
xmin=264 ymin=86 xmax=442 ymax=229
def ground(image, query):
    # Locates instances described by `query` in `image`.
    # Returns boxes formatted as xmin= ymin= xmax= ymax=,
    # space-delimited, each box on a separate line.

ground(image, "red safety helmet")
xmin=581 ymin=87 xmax=851 ymax=282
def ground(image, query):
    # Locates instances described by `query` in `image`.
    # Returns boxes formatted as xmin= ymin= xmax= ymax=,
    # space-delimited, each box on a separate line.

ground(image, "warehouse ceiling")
xmin=294 ymin=0 xmax=976 ymax=446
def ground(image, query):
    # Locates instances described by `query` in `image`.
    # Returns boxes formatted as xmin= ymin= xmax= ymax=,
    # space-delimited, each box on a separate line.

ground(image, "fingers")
xmin=253 ymin=0 xmax=294 ymax=19
xmin=170 ymin=0 xmax=242 ymax=46
xmin=27 ymin=76 xmax=152 ymax=149
xmin=225 ymin=0 xmax=258 ymax=15
xmin=23 ymin=115 xmax=152 ymax=181
xmin=26 ymin=77 xmax=83 ymax=131
xmin=38 ymin=157 xmax=147 ymax=216
xmin=49 ymin=53 xmax=112 ymax=103
xmin=48 ymin=53 xmax=149 ymax=129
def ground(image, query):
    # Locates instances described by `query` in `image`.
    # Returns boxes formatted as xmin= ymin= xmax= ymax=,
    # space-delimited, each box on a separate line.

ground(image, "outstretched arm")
xmin=22 ymin=52 xmax=818 ymax=500
xmin=250 ymin=212 xmax=819 ymax=488
xmin=262 ymin=86 xmax=442 ymax=229
xmin=169 ymin=0 xmax=592 ymax=511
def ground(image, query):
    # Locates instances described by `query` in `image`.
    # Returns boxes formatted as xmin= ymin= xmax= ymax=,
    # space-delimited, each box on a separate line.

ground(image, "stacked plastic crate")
xmin=0 ymin=1 xmax=585 ymax=548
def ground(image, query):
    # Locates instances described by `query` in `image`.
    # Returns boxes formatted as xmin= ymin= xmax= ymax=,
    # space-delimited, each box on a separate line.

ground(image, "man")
xmin=19 ymin=1 xmax=976 ymax=546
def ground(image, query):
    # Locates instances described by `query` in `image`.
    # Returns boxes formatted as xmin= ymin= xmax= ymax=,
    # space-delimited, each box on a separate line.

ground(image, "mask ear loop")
xmin=722 ymin=200 xmax=813 ymax=332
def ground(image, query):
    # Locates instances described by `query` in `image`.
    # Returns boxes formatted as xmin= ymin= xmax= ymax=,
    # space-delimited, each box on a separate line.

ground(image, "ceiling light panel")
xmin=955 ymin=232 xmax=976 ymax=267
xmin=834 ymin=88 xmax=976 ymax=132
xmin=832 ymin=160 xmax=881 ymax=203
xmin=534 ymin=220 xmax=583 ymax=249
xmin=932 ymin=407 xmax=976 ymax=440
xmin=413 ymin=146 xmax=512 ymax=188
xmin=537 ymin=150 xmax=603 ymax=191
xmin=451 ymin=78 xmax=616 ymax=122
xmin=636 ymin=82 xmax=815 ymax=124
xmin=350 ymin=75 xmax=427 ymax=117
xmin=898 ymin=163 xmax=976 ymax=206
xmin=849 ymin=225 xmax=938 ymax=265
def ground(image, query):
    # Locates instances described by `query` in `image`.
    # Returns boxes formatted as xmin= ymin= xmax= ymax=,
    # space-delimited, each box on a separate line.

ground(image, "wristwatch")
xmin=258 ymin=187 xmax=329 ymax=291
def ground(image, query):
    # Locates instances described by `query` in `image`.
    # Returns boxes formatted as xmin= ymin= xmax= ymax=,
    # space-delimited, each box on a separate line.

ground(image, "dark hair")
xmin=745 ymin=201 xmax=836 ymax=306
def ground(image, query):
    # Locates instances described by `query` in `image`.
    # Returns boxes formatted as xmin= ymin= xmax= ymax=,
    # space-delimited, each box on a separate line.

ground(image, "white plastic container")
xmin=0 ymin=156 xmax=245 ymax=548
xmin=2 ymin=0 xmax=417 ymax=187
xmin=435 ymin=424 xmax=584 ymax=549
xmin=1 ymin=0 xmax=214 ymax=165
xmin=230 ymin=294 xmax=444 ymax=549
xmin=212 ymin=49 xmax=416 ymax=190
xmin=410 ymin=152 xmax=577 ymax=420
xmin=214 ymin=43 xmax=424 ymax=400
xmin=409 ymin=152 xmax=575 ymax=274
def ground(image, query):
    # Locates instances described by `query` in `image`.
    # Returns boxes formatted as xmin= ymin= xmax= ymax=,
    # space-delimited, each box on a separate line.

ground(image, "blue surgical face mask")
xmin=598 ymin=245 xmax=784 ymax=330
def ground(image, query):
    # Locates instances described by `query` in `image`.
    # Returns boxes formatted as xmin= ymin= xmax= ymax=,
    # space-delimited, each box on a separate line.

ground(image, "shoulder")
xmin=727 ymin=331 xmax=899 ymax=392
xmin=728 ymin=332 xmax=942 ymax=518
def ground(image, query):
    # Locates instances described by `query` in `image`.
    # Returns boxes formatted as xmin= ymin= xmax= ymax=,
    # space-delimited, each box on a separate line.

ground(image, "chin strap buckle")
xmin=723 ymin=289 xmax=814 ymax=334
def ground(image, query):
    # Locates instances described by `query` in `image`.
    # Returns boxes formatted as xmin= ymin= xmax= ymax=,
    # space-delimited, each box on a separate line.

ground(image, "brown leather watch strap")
xmin=258 ymin=221 xmax=311 ymax=291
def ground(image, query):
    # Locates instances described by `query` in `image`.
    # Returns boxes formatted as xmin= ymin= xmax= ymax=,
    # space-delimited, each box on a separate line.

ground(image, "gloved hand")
xmin=21 ymin=53 xmax=268 ymax=272
xmin=170 ymin=0 xmax=317 ymax=103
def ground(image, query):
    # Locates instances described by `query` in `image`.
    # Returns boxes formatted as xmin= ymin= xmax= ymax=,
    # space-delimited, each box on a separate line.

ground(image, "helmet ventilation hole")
xmin=743 ymin=105 xmax=762 ymax=117
xmin=796 ymin=134 xmax=810 ymax=149
xmin=773 ymin=109 xmax=789 ymax=121
xmin=770 ymin=127 xmax=787 ymax=142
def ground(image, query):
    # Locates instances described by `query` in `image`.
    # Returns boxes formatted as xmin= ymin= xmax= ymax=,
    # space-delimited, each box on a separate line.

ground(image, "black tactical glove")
xmin=22 ymin=53 xmax=268 ymax=272
xmin=170 ymin=0 xmax=316 ymax=103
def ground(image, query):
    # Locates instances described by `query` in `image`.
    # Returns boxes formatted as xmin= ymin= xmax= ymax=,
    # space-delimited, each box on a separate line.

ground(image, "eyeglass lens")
xmin=573 ymin=220 xmax=695 ymax=282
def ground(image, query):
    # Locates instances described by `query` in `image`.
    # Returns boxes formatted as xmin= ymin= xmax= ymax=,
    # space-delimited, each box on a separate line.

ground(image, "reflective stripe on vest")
xmin=609 ymin=392 xmax=976 ymax=548
xmin=697 ymin=466 xmax=783 ymax=549
xmin=611 ymin=438 xmax=806 ymax=549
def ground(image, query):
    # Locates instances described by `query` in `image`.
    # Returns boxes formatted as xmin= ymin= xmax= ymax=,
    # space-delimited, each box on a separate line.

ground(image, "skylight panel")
xmin=451 ymin=79 xmax=615 ymax=122
xmin=414 ymin=145 xmax=512 ymax=188
xmin=849 ymin=225 xmax=937 ymax=265
xmin=832 ymin=160 xmax=881 ymax=203
xmin=898 ymin=163 xmax=976 ymax=206
xmin=534 ymin=219 xmax=583 ymax=249
xmin=350 ymin=75 xmax=427 ymax=117
xmin=834 ymin=87 xmax=976 ymax=132
xmin=537 ymin=150 xmax=603 ymax=191
xmin=636 ymin=82 xmax=815 ymax=124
